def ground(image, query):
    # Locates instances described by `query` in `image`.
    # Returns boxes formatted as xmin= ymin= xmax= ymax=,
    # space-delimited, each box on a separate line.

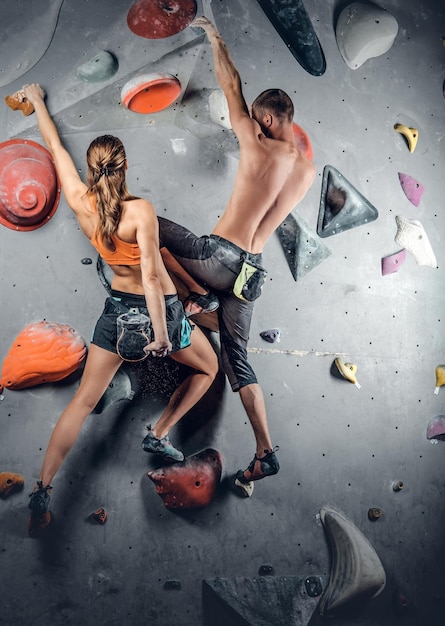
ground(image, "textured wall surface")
xmin=0 ymin=1 xmax=444 ymax=625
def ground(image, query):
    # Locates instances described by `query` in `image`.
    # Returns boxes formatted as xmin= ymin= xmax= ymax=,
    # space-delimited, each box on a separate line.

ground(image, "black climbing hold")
xmin=260 ymin=329 xmax=281 ymax=343
xmin=81 ymin=257 xmax=92 ymax=265
xmin=163 ymin=579 xmax=181 ymax=590
xmin=305 ymin=576 xmax=323 ymax=597
xmin=258 ymin=564 xmax=275 ymax=576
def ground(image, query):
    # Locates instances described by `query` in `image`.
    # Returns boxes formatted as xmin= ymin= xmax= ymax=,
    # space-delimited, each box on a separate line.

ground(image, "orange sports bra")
xmin=88 ymin=195 xmax=141 ymax=266
xmin=90 ymin=231 xmax=141 ymax=266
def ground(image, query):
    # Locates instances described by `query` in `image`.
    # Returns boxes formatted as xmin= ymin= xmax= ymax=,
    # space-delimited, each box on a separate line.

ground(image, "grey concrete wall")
xmin=0 ymin=1 xmax=444 ymax=624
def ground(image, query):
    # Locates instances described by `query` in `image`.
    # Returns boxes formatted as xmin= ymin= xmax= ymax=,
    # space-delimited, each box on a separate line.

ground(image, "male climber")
xmin=158 ymin=16 xmax=316 ymax=494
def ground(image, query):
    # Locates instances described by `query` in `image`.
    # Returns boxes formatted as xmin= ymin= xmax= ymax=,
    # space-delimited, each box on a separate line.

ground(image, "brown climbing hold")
xmin=368 ymin=507 xmax=382 ymax=521
xmin=147 ymin=448 xmax=222 ymax=510
xmin=27 ymin=512 xmax=51 ymax=537
xmin=92 ymin=507 xmax=107 ymax=524
xmin=0 ymin=472 xmax=24 ymax=498
xmin=4 ymin=90 xmax=34 ymax=116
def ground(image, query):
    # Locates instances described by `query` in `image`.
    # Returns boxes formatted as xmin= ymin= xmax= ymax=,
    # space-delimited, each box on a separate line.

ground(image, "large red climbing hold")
xmin=0 ymin=321 xmax=87 ymax=394
xmin=127 ymin=0 xmax=197 ymax=39
xmin=147 ymin=448 xmax=222 ymax=509
xmin=0 ymin=139 xmax=60 ymax=231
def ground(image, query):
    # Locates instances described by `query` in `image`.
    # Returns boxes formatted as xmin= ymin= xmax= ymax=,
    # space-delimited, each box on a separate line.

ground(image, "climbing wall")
xmin=0 ymin=0 xmax=444 ymax=624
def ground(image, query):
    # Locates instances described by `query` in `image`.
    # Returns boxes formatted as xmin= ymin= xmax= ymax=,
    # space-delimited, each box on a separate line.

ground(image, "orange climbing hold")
xmin=0 ymin=321 xmax=86 ymax=394
xmin=292 ymin=122 xmax=313 ymax=161
xmin=121 ymin=73 xmax=182 ymax=114
xmin=0 ymin=472 xmax=24 ymax=498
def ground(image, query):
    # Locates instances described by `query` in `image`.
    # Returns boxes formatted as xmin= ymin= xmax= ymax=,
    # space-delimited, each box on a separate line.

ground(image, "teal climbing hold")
xmin=76 ymin=50 xmax=118 ymax=83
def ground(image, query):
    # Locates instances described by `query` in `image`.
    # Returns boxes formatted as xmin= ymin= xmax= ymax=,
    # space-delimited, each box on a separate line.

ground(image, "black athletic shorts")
xmin=91 ymin=290 xmax=192 ymax=355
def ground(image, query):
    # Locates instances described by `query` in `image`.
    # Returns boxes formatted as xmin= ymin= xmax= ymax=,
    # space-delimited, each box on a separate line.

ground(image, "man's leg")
xmin=217 ymin=296 xmax=280 ymax=486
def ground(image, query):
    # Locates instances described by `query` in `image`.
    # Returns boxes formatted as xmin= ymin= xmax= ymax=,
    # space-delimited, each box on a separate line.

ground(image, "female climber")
xmin=22 ymin=83 xmax=218 ymax=536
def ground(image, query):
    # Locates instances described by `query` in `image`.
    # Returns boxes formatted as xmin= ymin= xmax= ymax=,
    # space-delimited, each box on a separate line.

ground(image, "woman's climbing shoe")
xmin=235 ymin=447 xmax=280 ymax=496
xmin=183 ymin=291 xmax=219 ymax=317
xmin=141 ymin=425 xmax=184 ymax=462
xmin=28 ymin=480 xmax=52 ymax=514
xmin=28 ymin=481 xmax=52 ymax=537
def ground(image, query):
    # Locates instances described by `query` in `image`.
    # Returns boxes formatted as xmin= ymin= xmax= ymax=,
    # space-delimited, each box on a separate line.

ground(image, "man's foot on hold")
xmin=141 ymin=425 xmax=184 ymax=462
xmin=234 ymin=447 xmax=280 ymax=497
xmin=28 ymin=481 xmax=52 ymax=537
xmin=183 ymin=291 xmax=219 ymax=317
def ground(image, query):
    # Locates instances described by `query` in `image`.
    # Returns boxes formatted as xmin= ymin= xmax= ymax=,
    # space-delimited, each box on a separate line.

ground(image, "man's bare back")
xmin=212 ymin=129 xmax=315 ymax=253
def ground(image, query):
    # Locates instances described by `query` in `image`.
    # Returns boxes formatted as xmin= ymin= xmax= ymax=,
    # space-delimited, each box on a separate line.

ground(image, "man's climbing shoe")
xmin=183 ymin=291 xmax=219 ymax=317
xmin=234 ymin=447 xmax=280 ymax=497
xmin=28 ymin=481 xmax=52 ymax=537
xmin=141 ymin=426 xmax=184 ymax=462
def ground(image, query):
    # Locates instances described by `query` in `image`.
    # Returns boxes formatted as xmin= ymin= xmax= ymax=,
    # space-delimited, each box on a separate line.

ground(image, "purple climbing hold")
xmin=426 ymin=415 xmax=445 ymax=441
xmin=398 ymin=173 xmax=424 ymax=207
xmin=381 ymin=249 xmax=406 ymax=275
xmin=260 ymin=329 xmax=281 ymax=343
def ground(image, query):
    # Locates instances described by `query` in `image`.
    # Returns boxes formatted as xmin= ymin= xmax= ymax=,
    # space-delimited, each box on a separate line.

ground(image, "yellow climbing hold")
xmin=434 ymin=365 xmax=445 ymax=394
xmin=394 ymin=123 xmax=418 ymax=153
xmin=334 ymin=358 xmax=361 ymax=389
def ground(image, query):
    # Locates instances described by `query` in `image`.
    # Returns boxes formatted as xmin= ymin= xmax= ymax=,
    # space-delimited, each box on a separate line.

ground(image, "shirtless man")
xmin=158 ymin=16 xmax=315 ymax=494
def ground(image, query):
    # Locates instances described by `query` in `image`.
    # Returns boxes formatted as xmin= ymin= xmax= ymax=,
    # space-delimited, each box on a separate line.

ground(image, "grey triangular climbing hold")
xmin=277 ymin=212 xmax=331 ymax=281
xmin=318 ymin=505 xmax=386 ymax=617
xmin=317 ymin=165 xmax=379 ymax=238
xmin=203 ymin=576 xmax=324 ymax=626
xmin=93 ymin=369 xmax=134 ymax=414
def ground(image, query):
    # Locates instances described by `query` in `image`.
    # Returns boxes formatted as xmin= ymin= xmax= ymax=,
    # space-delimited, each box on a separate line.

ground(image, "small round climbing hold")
xmin=75 ymin=50 xmax=118 ymax=83
xmin=92 ymin=507 xmax=107 ymax=524
xmin=260 ymin=328 xmax=281 ymax=344
xmin=258 ymin=564 xmax=275 ymax=576
xmin=81 ymin=257 xmax=93 ymax=265
xmin=368 ymin=507 xmax=382 ymax=521
xmin=121 ymin=73 xmax=181 ymax=114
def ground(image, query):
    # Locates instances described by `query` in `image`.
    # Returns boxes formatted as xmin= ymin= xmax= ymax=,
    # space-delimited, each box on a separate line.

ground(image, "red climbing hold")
xmin=0 ymin=139 xmax=60 ymax=231
xmin=147 ymin=448 xmax=222 ymax=509
xmin=127 ymin=0 xmax=197 ymax=39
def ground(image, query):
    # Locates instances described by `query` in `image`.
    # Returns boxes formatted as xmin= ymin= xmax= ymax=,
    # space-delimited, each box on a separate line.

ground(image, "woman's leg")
xmin=160 ymin=247 xmax=219 ymax=316
xmin=150 ymin=327 xmax=218 ymax=439
xmin=37 ymin=345 xmax=123 ymax=487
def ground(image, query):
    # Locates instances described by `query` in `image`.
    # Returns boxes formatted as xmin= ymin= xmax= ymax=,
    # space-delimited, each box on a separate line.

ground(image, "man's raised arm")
xmin=192 ymin=16 xmax=250 ymax=124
